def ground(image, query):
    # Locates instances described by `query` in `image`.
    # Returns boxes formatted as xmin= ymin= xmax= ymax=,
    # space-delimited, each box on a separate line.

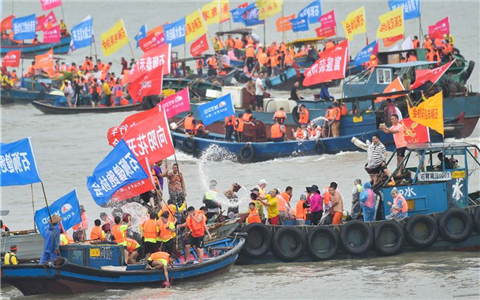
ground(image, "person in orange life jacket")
xmin=292 ymin=126 xmax=307 ymax=140
xmin=157 ymin=211 xmax=176 ymax=255
xmin=329 ymin=102 xmax=341 ymax=137
xmin=72 ymin=205 xmax=88 ymax=242
xmin=142 ymin=212 xmax=160 ymax=259
xmin=111 ymin=215 xmax=131 ymax=264
xmin=295 ymin=194 xmax=310 ymax=225
xmin=386 ymin=187 xmax=408 ymax=221
xmin=183 ymin=111 xmax=195 ymax=134
xmin=146 ymin=251 xmax=175 ymax=285
xmin=196 ymin=58 xmax=205 ymax=76
xmin=308 ymin=122 xmax=322 ymax=140
xmin=193 ymin=120 xmax=209 ymax=138
xmin=329 ymin=182 xmax=344 ymax=225
xmin=245 ymin=45 xmax=256 ymax=72
xmin=271 ymin=119 xmax=286 ymax=142
xmin=90 ymin=219 xmax=106 ymax=242
xmin=246 ymin=202 xmax=261 ymax=224
xmin=242 ymin=108 xmax=254 ymax=122
xmin=177 ymin=206 xmax=212 ymax=263
xmin=207 ymin=56 xmax=218 ymax=77
xmin=112 ymin=78 xmax=123 ymax=106
xmin=298 ymin=104 xmax=309 ymax=128
xmin=273 ymin=107 xmax=287 ymax=126
xmin=412 ymin=36 xmax=420 ymax=49
xmin=224 ymin=114 xmax=235 ymax=142
xmin=97 ymin=59 xmax=105 ymax=71
xmin=32 ymin=34 xmax=39 ymax=44
xmin=234 ymin=113 xmax=245 ymax=142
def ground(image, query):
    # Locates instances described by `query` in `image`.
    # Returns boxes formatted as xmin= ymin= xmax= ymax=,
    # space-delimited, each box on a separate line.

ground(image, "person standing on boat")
xmin=255 ymin=73 xmax=266 ymax=112
xmin=63 ymin=80 xmax=74 ymax=107
xmin=234 ymin=113 xmax=245 ymax=142
xmin=306 ymin=185 xmax=323 ymax=225
xmin=351 ymin=179 xmax=363 ymax=220
xmin=386 ymin=188 xmax=408 ymax=221
xmin=39 ymin=215 xmax=62 ymax=265
xmin=365 ymin=134 xmax=395 ymax=186
xmin=256 ymin=189 xmax=280 ymax=225
xmin=207 ymin=56 xmax=218 ymax=77
xmin=298 ymin=104 xmax=309 ymax=128
xmin=157 ymin=211 xmax=176 ymax=255
xmin=90 ymin=219 xmax=106 ymax=242
xmin=101 ymin=79 xmax=112 ymax=107
xmin=329 ymin=102 xmax=341 ymax=137
xmin=112 ymin=216 xmax=131 ymax=265
xmin=203 ymin=180 xmax=222 ymax=220
xmin=59 ymin=20 xmax=68 ymax=36
xmin=224 ymin=114 xmax=235 ymax=142
xmin=329 ymin=182 xmax=344 ymax=225
xmin=167 ymin=163 xmax=187 ymax=205
xmin=245 ymin=79 xmax=256 ymax=110
xmin=142 ymin=212 xmax=160 ymax=259
xmin=183 ymin=111 xmax=195 ymax=134
xmin=295 ymin=194 xmax=309 ymax=225
xmin=72 ymin=205 xmax=88 ymax=242
xmin=290 ymin=81 xmax=301 ymax=101
xmin=360 ymin=182 xmax=376 ymax=222
xmin=196 ymin=58 xmax=204 ymax=76
xmin=271 ymin=119 xmax=286 ymax=142
xmin=245 ymin=45 xmax=255 ymax=72
xmin=179 ymin=206 xmax=212 ymax=263
xmin=380 ymin=114 xmax=407 ymax=175
xmin=4 ymin=245 xmax=18 ymax=265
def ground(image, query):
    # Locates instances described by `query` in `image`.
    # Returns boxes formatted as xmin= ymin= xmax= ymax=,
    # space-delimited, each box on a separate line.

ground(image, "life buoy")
xmin=291 ymin=106 xmax=300 ymax=125
xmin=405 ymin=214 xmax=438 ymax=249
xmin=239 ymin=144 xmax=255 ymax=163
xmin=264 ymin=78 xmax=272 ymax=89
xmin=271 ymin=227 xmax=306 ymax=262
xmin=306 ymin=226 xmax=338 ymax=261
xmin=314 ymin=140 xmax=326 ymax=155
xmin=241 ymin=223 xmax=272 ymax=258
xmin=438 ymin=208 xmax=473 ymax=243
xmin=474 ymin=206 xmax=480 ymax=233
xmin=182 ymin=137 xmax=196 ymax=154
xmin=339 ymin=220 xmax=374 ymax=256
xmin=462 ymin=60 xmax=475 ymax=81
xmin=441 ymin=84 xmax=451 ymax=98
xmin=52 ymin=257 xmax=68 ymax=269
xmin=373 ymin=221 xmax=405 ymax=256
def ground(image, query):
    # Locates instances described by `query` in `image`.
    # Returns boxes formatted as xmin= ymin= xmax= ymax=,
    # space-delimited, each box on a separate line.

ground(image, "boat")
xmin=1 ymin=230 xmax=43 ymax=262
xmin=1 ymin=35 xmax=72 ymax=57
xmin=1 ymin=235 xmax=245 ymax=296
xmin=32 ymin=100 xmax=143 ymax=115
xmin=236 ymin=142 xmax=480 ymax=264
xmin=1 ymin=87 xmax=64 ymax=104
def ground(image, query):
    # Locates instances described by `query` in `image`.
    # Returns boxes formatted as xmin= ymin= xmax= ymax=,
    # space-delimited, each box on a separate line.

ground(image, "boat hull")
xmin=1 ymin=88 xmax=63 ymax=104
xmin=31 ymin=100 xmax=143 ymax=115
xmin=1 ymin=35 xmax=72 ymax=57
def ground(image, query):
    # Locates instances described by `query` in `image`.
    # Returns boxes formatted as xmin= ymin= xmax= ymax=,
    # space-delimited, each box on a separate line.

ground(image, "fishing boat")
xmin=1 ymin=34 xmax=72 ymax=57
xmin=31 ymin=100 xmax=143 ymax=115
xmin=1 ymin=230 xmax=43 ymax=262
xmin=1 ymin=87 xmax=64 ymax=104
xmin=236 ymin=142 xmax=480 ymax=264
xmin=1 ymin=235 xmax=245 ymax=296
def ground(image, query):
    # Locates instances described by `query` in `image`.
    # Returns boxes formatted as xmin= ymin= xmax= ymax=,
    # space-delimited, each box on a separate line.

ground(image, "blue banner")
xmin=291 ymin=16 xmax=310 ymax=32
xmin=231 ymin=7 xmax=245 ymax=23
xmin=298 ymin=0 xmax=322 ymax=25
xmin=240 ymin=3 xmax=265 ymax=26
xmin=34 ymin=190 xmax=81 ymax=238
xmin=0 ymin=137 xmax=41 ymax=186
xmin=353 ymin=40 xmax=379 ymax=67
xmin=388 ymin=0 xmax=421 ymax=20
xmin=134 ymin=24 xmax=147 ymax=48
xmin=12 ymin=14 xmax=36 ymax=40
xmin=164 ymin=17 xmax=186 ymax=47
xmin=70 ymin=17 xmax=93 ymax=51
xmin=199 ymin=94 xmax=235 ymax=126
xmin=87 ymin=139 xmax=149 ymax=206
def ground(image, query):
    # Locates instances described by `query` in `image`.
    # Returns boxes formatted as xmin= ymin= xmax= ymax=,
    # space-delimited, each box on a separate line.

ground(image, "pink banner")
xmin=319 ymin=10 xmax=336 ymax=28
xmin=160 ymin=88 xmax=191 ymax=119
xmin=36 ymin=15 xmax=45 ymax=31
xmin=40 ymin=0 xmax=62 ymax=11
xmin=42 ymin=11 xmax=57 ymax=30
xmin=139 ymin=31 xmax=165 ymax=53
xmin=428 ymin=17 xmax=449 ymax=37
xmin=43 ymin=25 xmax=60 ymax=43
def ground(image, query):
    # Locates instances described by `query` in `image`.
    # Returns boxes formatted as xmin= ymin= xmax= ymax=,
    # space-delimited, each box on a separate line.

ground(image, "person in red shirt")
xmin=380 ymin=114 xmax=407 ymax=174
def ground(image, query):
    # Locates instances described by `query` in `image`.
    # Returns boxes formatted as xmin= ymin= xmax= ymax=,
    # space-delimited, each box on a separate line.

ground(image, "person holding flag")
xmin=39 ymin=215 xmax=62 ymax=265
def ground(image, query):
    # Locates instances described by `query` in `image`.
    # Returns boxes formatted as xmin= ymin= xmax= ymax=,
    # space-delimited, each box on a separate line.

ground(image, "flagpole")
xmin=281 ymin=4 xmax=285 ymax=43
xmin=93 ymin=35 xmax=99 ymax=62
xmin=40 ymin=182 xmax=62 ymax=259
xmin=263 ymin=22 xmax=266 ymax=47
xmin=31 ymin=184 xmax=36 ymax=231
xmin=60 ymin=3 xmax=66 ymax=23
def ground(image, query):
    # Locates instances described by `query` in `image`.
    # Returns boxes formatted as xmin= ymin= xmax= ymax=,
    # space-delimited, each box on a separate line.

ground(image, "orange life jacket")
xmin=296 ymin=129 xmax=305 ymax=139
xmin=226 ymin=38 xmax=234 ymax=49
xmin=234 ymin=118 xmax=244 ymax=132
xmin=298 ymin=108 xmax=309 ymax=124
xmin=258 ymin=53 xmax=268 ymax=65
xmin=142 ymin=219 xmax=158 ymax=239
xmin=247 ymin=208 xmax=261 ymax=224
xmin=234 ymin=39 xmax=243 ymax=49
xmin=333 ymin=107 xmax=341 ymax=121
xmin=284 ymin=54 xmax=294 ymax=65
xmin=186 ymin=213 xmax=206 ymax=238
xmin=158 ymin=220 xmax=175 ymax=241
xmin=90 ymin=226 xmax=105 ymax=241
xmin=196 ymin=59 xmax=204 ymax=69
xmin=208 ymin=57 xmax=217 ymax=69
xmin=246 ymin=47 xmax=255 ymax=58
xmin=225 ymin=115 xmax=234 ymax=126
xmin=340 ymin=104 xmax=348 ymax=116
xmin=269 ymin=55 xmax=279 ymax=67
xmin=325 ymin=41 xmax=335 ymax=50
xmin=114 ymin=84 xmax=123 ymax=98
xmin=295 ymin=200 xmax=308 ymax=220
xmin=426 ymin=51 xmax=436 ymax=61
xmin=120 ymin=98 xmax=129 ymax=106
xmin=149 ymin=251 xmax=170 ymax=262
xmin=111 ymin=224 xmax=126 ymax=244
xmin=413 ymin=40 xmax=420 ymax=49
xmin=126 ymin=238 xmax=139 ymax=253
xmin=97 ymin=62 xmax=105 ymax=71
xmin=274 ymin=110 xmax=285 ymax=124
xmin=271 ymin=123 xmax=283 ymax=139
xmin=184 ymin=116 xmax=194 ymax=130
xmin=323 ymin=188 xmax=332 ymax=205
xmin=242 ymin=113 xmax=252 ymax=122
xmin=408 ymin=55 xmax=418 ymax=62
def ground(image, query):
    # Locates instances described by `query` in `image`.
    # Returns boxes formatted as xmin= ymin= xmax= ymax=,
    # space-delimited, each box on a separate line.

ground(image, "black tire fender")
xmin=438 ymin=208 xmax=473 ymax=243
xmin=182 ymin=137 xmax=196 ymax=154
xmin=271 ymin=227 xmax=306 ymax=262
xmin=373 ymin=221 xmax=405 ymax=256
xmin=405 ymin=214 xmax=439 ymax=249
xmin=239 ymin=143 xmax=255 ymax=163
xmin=292 ymin=106 xmax=300 ymax=125
xmin=314 ymin=140 xmax=326 ymax=155
xmin=463 ymin=60 xmax=475 ymax=81
xmin=306 ymin=226 xmax=339 ymax=261
xmin=241 ymin=223 xmax=272 ymax=258
xmin=339 ymin=220 xmax=374 ymax=256
xmin=473 ymin=206 xmax=480 ymax=233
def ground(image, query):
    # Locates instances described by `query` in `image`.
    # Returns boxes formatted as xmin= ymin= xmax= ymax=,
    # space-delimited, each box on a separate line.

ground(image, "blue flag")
xmin=199 ymin=94 xmax=235 ymax=126
xmin=298 ymin=1 xmax=322 ymax=25
xmin=34 ymin=190 xmax=81 ymax=238
xmin=70 ymin=17 xmax=93 ymax=51
xmin=353 ymin=40 xmax=379 ymax=67
xmin=231 ymin=7 xmax=245 ymax=23
xmin=87 ymin=139 xmax=149 ymax=206
xmin=12 ymin=14 xmax=36 ymax=40
xmin=240 ymin=3 xmax=265 ymax=26
xmin=134 ymin=24 xmax=147 ymax=48
xmin=0 ymin=137 xmax=41 ymax=186
xmin=388 ymin=0 xmax=421 ymax=20
xmin=164 ymin=17 xmax=186 ymax=47
xmin=291 ymin=16 xmax=310 ymax=33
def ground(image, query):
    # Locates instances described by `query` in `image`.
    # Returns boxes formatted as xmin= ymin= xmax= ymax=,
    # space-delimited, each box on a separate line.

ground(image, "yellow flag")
xmin=100 ymin=19 xmax=129 ymax=57
xmin=256 ymin=0 xmax=283 ymax=20
xmin=408 ymin=91 xmax=444 ymax=135
xmin=202 ymin=0 xmax=220 ymax=25
xmin=342 ymin=6 xmax=367 ymax=41
xmin=219 ymin=0 xmax=230 ymax=23
xmin=186 ymin=10 xmax=208 ymax=43
xmin=376 ymin=7 xmax=404 ymax=39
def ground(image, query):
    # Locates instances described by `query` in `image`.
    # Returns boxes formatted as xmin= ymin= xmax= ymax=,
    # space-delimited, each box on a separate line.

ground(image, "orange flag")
xmin=276 ymin=14 xmax=294 ymax=32
xmin=34 ymin=48 xmax=54 ymax=70
xmin=375 ymin=77 xmax=405 ymax=103
xmin=383 ymin=34 xmax=404 ymax=47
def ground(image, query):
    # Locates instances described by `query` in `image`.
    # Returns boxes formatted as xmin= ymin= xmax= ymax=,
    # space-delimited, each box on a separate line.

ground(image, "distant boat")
xmin=32 ymin=100 xmax=143 ymax=115
xmin=1 ymin=35 xmax=71 ymax=57
xmin=1 ymin=87 xmax=64 ymax=104
xmin=1 ymin=230 xmax=43 ymax=262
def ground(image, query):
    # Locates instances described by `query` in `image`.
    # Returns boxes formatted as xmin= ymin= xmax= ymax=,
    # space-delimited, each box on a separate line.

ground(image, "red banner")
xmin=139 ymin=32 xmax=165 ymax=53
xmin=36 ymin=15 xmax=45 ymax=31
xmin=428 ymin=17 xmax=449 ymax=37
xmin=2 ymin=50 xmax=21 ymax=68
xmin=315 ymin=26 xmax=336 ymax=39
xmin=34 ymin=48 xmax=54 ymax=70
xmin=383 ymin=34 xmax=404 ymax=47
xmin=401 ymin=118 xmax=430 ymax=144
xmin=111 ymin=158 xmax=156 ymax=202
xmin=1 ymin=15 xmax=15 ymax=31
xmin=128 ymin=44 xmax=171 ymax=84
xmin=122 ymin=110 xmax=175 ymax=164
xmin=303 ymin=39 xmax=348 ymax=86
xmin=375 ymin=77 xmax=405 ymax=103
xmin=43 ymin=25 xmax=60 ymax=43
xmin=127 ymin=65 xmax=164 ymax=103
xmin=42 ymin=11 xmax=57 ymax=30
xmin=190 ymin=34 xmax=209 ymax=57
xmin=319 ymin=10 xmax=336 ymax=28
xmin=411 ymin=60 xmax=455 ymax=89
xmin=276 ymin=14 xmax=295 ymax=32
xmin=40 ymin=0 xmax=62 ymax=11
xmin=161 ymin=87 xmax=191 ymax=119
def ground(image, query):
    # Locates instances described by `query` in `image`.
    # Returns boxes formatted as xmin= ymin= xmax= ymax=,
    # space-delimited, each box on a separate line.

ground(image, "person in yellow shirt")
xmin=101 ymin=79 xmax=112 ymax=106
xmin=4 ymin=245 xmax=18 ymax=265
xmin=257 ymin=188 xmax=280 ymax=225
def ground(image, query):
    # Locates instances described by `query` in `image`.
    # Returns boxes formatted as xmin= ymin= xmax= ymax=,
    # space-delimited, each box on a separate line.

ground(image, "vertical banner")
xmin=202 ymin=0 xmax=221 ymax=25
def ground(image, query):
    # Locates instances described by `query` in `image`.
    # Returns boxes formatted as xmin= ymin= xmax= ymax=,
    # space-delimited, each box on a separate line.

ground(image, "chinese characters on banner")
xmin=202 ymin=0 xmax=221 ymax=25
xmin=376 ymin=7 xmax=404 ymax=39
xmin=12 ymin=14 xmax=36 ymax=40
xmin=383 ymin=34 xmax=404 ymax=47
xmin=36 ymin=15 xmax=45 ymax=31
xmin=256 ymin=0 xmax=283 ymax=20
xmin=128 ymin=44 xmax=171 ymax=84
xmin=40 ymin=0 xmax=62 ymax=11
xmin=127 ymin=66 xmax=164 ymax=103
xmin=163 ymin=17 xmax=186 ymax=47
xmin=240 ymin=3 xmax=264 ymax=26
xmin=298 ymin=0 xmax=322 ymax=24
xmin=199 ymin=93 xmax=235 ymax=126
xmin=185 ymin=10 xmax=208 ymax=43
xmin=43 ymin=25 xmax=60 ymax=43
xmin=100 ymin=19 xmax=129 ymax=57
xmin=407 ymin=91 xmax=444 ymax=135
xmin=139 ymin=31 xmax=165 ymax=53
xmin=410 ymin=60 xmax=455 ymax=89
xmin=353 ymin=39 xmax=379 ymax=67
xmin=160 ymin=88 xmax=191 ymax=119
xmin=388 ymin=0 xmax=421 ymax=20
xmin=190 ymin=34 xmax=209 ymax=57
xmin=276 ymin=14 xmax=295 ymax=32
xmin=303 ymin=39 xmax=349 ymax=87
xmin=219 ymin=0 xmax=230 ymax=23
xmin=342 ymin=6 xmax=366 ymax=41
xmin=428 ymin=17 xmax=449 ymax=38
xmin=0 ymin=137 xmax=42 ymax=187
xmin=315 ymin=26 xmax=335 ymax=38
xmin=290 ymin=16 xmax=309 ymax=33
xmin=401 ymin=118 xmax=430 ymax=144
xmin=2 ymin=50 xmax=21 ymax=67
xmin=110 ymin=159 xmax=155 ymax=202
xmin=34 ymin=48 xmax=54 ymax=71
xmin=42 ymin=11 xmax=57 ymax=30
xmin=70 ymin=17 xmax=93 ymax=51
xmin=319 ymin=10 xmax=336 ymax=28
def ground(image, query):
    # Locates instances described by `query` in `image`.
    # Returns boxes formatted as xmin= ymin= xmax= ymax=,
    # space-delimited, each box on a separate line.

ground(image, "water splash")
xmin=121 ymin=202 xmax=149 ymax=235
xmin=200 ymin=144 xmax=238 ymax=162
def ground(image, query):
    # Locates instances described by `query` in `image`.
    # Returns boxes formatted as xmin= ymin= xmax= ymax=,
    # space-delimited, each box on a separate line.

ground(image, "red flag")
xmin=42 ymin=11 xmax=57 ymax=30
xmin=128 ymin=44 xmax=171 ymax=84
xmin=36 ymin=15 xmax=45 ymax=31
xmin=190 ymin=34 xmax=209 ymax=57
xmin=2 ymin=50 xmax=21 ymax=68
xmin=122 ymin=109 xmax=175 ymax=164
xmin=238 ymin=2 xmax=248 ymax=8
xmin=40 ymin=0 xmax=62 ymax=11
xmin=315 ymin=26 xmax=336 ymax=39
xmin=1 ymin=15 xmax=15 ymax=31
xmin=43 ymin=25 xmax=60 ymax=43
xmin=411 ymin=60 xmax=455 ymax=89
xmin=319 ymin=10 xmax=336 ymax=28
xmin=401 ymin=118 xmax=430 ymax=144
xmin=276 ymin=14 xmax=295 ymax=32
xmin=428 ymin=17 xmax=450 ymax=37
xmin=375 ymin=77 xmax=405 ymax=103
xmin=161 ymin=88 xmax=191 ymax=119
xmin=139 ymin=32 xmax=165 ymax=53
xmin=107 ymin=106 xmax=161 ymax=147
xmin=303 ymin=39 xmax=349 ymax=87
xmin=111 ymin=158 xmax=156 ymax=202
xmin=127 ymin=65 xmax=164 ymax=103
xmin=383 ymin=34 xmax=404 ymax=47
xmin=34 ymin=48 xmax=54 ymax=70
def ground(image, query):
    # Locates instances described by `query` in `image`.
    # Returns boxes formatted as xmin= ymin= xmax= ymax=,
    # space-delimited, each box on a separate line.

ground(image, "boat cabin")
xmin=379 ymin=142 xmax=480 ymax=218
xmin=286 ymin=37 xmax=345 ymax=68
xmin=60 ymin=243 xmax=125 ymax=268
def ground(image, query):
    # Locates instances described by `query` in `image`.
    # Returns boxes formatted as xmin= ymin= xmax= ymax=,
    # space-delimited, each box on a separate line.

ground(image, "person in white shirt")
xmin=255 ymin=73 xmax=266 ymax=112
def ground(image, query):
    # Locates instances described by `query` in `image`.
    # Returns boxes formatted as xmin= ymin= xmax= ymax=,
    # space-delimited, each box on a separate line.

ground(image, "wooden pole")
xmin=93 ymin=34 xmax=99 ymax=62
xmin=31 ymin=184 xmax=36 ymax=231
xmin=60 ymin=3 xmax=66 ymax=23
xmin=263 ymin=22 xmax=266 ymax=47
xmin=12 ymin=0 xmax=14 ymax=15
xmin=128 ymin=40 xmax=136 ymax=61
